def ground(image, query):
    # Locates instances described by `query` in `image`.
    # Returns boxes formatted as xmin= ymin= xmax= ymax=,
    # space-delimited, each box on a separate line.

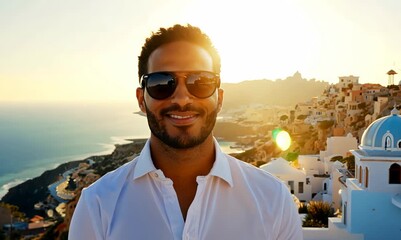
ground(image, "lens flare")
xmin=272 ymin=128 xmax=291 ymax=151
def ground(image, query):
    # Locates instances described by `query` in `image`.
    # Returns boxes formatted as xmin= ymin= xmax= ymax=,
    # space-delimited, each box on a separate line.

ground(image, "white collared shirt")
xmin=69 ymin=139 xmax=303 ymax=240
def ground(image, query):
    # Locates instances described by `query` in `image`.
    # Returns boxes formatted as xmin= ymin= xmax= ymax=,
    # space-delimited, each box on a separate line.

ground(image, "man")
xmin=69 ymin=24 xmax=303 ymax=239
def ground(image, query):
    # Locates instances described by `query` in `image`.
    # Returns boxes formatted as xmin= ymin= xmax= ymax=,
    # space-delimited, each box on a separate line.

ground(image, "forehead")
xmin=148 ymin=41 xmax=213 ymax=73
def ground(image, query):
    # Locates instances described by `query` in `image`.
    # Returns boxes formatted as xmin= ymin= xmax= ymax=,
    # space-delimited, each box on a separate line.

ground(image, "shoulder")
xmin=224 ymin=153 xmax=287 ymax=192
xmin=71 ymin=156 xmax=144 ymax=237
xmin=82 ymin=157 xmax=138 ymax=198
xmin=225 ymin=153 xmax=282 ymax=182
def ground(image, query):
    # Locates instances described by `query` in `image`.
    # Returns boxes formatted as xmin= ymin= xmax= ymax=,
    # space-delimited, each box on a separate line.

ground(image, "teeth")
xmin=170 ymin=114 xmax=193 ymax=119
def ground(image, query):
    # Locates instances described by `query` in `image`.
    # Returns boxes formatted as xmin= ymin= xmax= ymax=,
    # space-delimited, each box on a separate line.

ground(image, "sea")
xmin=0 ymin=101 xmax=238 ymax=199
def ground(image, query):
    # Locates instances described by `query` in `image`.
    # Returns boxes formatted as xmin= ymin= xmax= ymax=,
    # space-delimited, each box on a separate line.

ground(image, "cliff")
xmin=1 ymin=160 xmax=88 ymax=217
xmin=1 ymin=139 xmax=147 ymax=217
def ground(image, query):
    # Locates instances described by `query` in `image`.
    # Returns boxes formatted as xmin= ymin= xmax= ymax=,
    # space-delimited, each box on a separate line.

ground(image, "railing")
xmin=338 ymin=169 xmax=355 ymax=187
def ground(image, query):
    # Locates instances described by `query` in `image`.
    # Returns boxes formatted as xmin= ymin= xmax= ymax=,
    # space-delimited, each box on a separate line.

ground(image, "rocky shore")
xmin=0 ymin=122 xmax=259 ymax=218
xmin=1 ymin=159 xmax=88 ymax=217
xmin=1 ymin=139 xmax=147 ymax=217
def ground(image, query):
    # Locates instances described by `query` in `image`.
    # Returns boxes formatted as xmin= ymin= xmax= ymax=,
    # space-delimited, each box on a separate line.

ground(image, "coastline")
xmin=0 ymin=136 xmax=248 ymax=218
xmin=0 ymin=136 xmax=143 ymax=200
xmin=0 ymin=137 xmax=240 ymax=202
xmin=0 ymin=138 xmax=149 ymax=217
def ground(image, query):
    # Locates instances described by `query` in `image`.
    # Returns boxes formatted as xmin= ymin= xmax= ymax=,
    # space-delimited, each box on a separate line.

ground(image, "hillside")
xmin=0 ymin=140 xmax=147 ymax=218
xmin=1 ymin=159 xmax=88 ymax=217
xmin=221 ymin=72 xmax=329 ymax=109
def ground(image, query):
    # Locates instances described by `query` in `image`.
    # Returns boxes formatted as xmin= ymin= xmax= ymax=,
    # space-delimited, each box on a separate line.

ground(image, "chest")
xmin=104 ymin=176 xmax=278 ymax=240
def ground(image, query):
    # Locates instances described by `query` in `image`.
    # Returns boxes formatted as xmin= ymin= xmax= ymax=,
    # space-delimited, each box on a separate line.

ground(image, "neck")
xmin=149 ymin=134 xmax=216 ymax=179
xmin=149 ymin=134 xmax=216 ymax=220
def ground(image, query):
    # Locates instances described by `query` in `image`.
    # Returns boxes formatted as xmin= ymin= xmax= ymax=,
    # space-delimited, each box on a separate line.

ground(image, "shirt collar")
xmin=133 ymin=140 xmax=157 ymax=180
xmin=133 ymin=138 xmax=233 ymax=187
xmin=209 ymin=138 xmax=233 ymax=187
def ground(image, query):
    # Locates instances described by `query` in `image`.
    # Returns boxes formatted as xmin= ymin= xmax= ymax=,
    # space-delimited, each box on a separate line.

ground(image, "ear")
xmin=217 ymin=88 xmax=224 ymax=113
xmin=136 ymin=87 xmax=147 ymax=114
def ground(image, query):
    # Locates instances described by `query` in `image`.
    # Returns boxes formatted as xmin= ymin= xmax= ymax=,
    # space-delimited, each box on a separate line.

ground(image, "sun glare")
xmin=178 ymin=0 xmax=318 ymax=83
xmin=272 ymin=128 xmax=291 ymax=151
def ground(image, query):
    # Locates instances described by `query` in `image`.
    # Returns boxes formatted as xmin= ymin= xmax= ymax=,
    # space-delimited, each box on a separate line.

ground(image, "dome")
xmin=360 ymin=107 xmax=401 ymax=156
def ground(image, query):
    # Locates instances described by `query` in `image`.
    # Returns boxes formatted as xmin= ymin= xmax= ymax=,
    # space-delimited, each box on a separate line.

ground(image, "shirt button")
xmin=154 ymin=173 xmax=159 ymax=178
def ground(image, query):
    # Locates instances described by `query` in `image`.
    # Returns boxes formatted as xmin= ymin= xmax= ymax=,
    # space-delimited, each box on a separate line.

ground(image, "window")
xmin=355 ymin=164 xmax=359 ymax=179
xmin=298 ymin=182 xmax=304 ymax=194
xmin=359 ymin=166 xmax=362 ymax=184
xmin=343 ymin=202 xmax=347 ymax=225
xmin=365 ymin=167 xmax=369 ymax=188
xmin=288 ymin=181 xmax=294 ymax=194
xmin=398 ymin=141 xmax=401 ymax=148
xmin=385 ymin=136 xmax=392 ymax=150
xmin=389 ymin=164 xmax=401 ymax=184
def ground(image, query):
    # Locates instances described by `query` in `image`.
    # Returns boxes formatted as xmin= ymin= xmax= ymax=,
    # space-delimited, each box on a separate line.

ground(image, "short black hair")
xmin=138 ymin=24 xmax=221 ymax=80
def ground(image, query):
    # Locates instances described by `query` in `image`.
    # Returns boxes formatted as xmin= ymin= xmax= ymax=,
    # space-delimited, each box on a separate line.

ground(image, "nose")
xmin=170 ymin=78 xmax=193 ymax=106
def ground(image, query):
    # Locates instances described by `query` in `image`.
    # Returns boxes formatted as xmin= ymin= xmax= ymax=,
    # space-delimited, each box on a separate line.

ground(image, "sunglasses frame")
xmin=140 ymin=71 xmax=220 ymax=100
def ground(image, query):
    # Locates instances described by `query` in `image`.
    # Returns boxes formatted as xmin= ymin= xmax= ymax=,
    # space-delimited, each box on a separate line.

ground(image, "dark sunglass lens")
xmin=186 ymin=72 xmax=218 ymax=98
xmin=146 ymin=73 xmax=176 ymax=99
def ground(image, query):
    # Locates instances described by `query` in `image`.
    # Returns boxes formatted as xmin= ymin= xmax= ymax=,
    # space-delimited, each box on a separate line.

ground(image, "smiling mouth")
xmin=166 ymin=112 xmax=199 ymax=126
xmin=169 ymin=114 xmax=195 ymax=119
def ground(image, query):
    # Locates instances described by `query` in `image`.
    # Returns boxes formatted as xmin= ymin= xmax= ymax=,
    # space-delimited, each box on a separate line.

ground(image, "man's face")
xmin=136 ymin=41 xmax=223 ymax=149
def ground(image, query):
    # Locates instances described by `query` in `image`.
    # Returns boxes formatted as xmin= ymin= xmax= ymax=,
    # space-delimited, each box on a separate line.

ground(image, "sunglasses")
xmin=140 ymin=71 xmax=220 ymax=100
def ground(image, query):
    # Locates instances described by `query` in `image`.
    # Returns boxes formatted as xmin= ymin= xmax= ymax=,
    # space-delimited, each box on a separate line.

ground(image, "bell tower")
xmin=387 ymin=69 xmax=397 ymax=86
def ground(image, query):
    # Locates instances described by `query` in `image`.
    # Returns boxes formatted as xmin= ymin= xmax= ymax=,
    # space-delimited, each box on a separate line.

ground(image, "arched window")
xmin=389 ymin=164 xmax=401 ymax=184
xmin=359 ymin=166 xmax=362 ymax=184
xmin=398 ymin=141 xmax=401 ymax=149
xmin=365 ymin=167 xmax=369 ymax=188
xmin=383 ymin=134 xmax=393 ymax=150
xmin=355 ymin=164 xmax=359 ymax=179
xmin=385 ymin=136 xmax=392 ymax=149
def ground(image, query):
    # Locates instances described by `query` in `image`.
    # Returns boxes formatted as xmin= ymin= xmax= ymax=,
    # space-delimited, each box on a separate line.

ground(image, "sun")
xmin=177 ymin=0 xmax=318 ymax=83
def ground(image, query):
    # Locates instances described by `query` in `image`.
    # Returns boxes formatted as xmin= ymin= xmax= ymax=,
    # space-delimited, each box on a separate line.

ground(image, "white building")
xmin=337 ymin=75 xmax=359 ymax=90
xmin=297 ymin=155 xmax=327 ymax=199
xmin=373 ymin=96 xmax=389 ymax=118
xmin=296 ymin=134 xmax=358 ymax=206
xmin=342 ymin=107 xmax=401 ymax=239
xmin=260 ymin=158 xmax=312 ymax=202
xmin=304 ymin=107 xmax=401 ymax=239
xmin=320 ymin=133 xmax=358 ymax=173
xmin=261 ymin=108 xmax=401 ymax=239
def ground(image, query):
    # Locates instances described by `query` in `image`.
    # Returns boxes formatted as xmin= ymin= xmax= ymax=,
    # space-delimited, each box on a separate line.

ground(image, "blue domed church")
xmin=342 ymin=106 xmax=401 ymax=239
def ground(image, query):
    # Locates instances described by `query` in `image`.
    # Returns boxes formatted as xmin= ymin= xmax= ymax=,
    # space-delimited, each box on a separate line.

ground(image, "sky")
xmin=1 ymin=0 xmax=401 ymax=102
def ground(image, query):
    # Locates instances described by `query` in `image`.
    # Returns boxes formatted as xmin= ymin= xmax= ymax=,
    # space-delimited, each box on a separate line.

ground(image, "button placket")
xmin=183 ymin=176 xmax=207 ymax=240
xmin=158 ymin=174 xmax=184 ymax=240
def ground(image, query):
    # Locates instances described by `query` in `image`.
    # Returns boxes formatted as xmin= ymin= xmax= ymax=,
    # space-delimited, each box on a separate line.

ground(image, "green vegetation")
xmin=0 ymin=202 xmax=26 ymax=222
xmin=297 ymin=114 xmax=307 ymax=120
xmin=40 ymin=221 xmax=68 ymax=240
xmin=329 ymin=155 xmax=355 ymax=171
xmin=343 ymin=156 xmax=355 ymax=171
xmin=303 ymin=201 xmax=335 ymax=228
xmin=330 ymin=156 xmax=343 ymax=162
xmin=0 ymin=203 xmax=26 ymax=240
xmin=298 ymin=202 xmax=308 ymax=214
xmin=280 ymin=115 xmax=288 ymax=121
xmin=317 ymin=120 xmax=334 ymax=130
xmin=284 ymin=151 xmax=299 ymax=162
